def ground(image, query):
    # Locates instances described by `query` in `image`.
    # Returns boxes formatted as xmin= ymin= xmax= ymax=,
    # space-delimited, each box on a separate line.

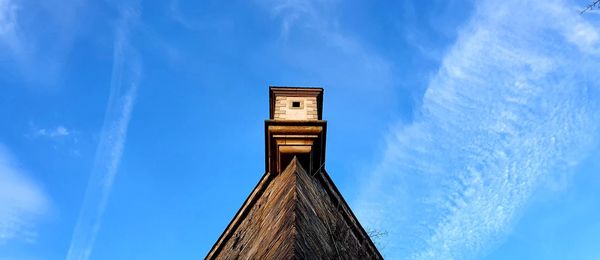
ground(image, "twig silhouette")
xmin=581 ymin=0 xmax=600 ymax=14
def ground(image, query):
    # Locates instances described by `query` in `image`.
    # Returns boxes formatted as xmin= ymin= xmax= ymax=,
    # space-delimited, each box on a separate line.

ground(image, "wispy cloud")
xmin=30 ymin=126 xmax=71 ymax=138
xmin=168 ymin=0 xmax=203 ymax=31
xmin=262 ymin=0 xmax=324 ymax=40
xmin=0 ymin=0 xmax=86 ymax=86
xmin=400 ymin=0 xmax=473 ymax=63
xmin=66 ymin=2 xmax=141 ymax=260
xmin=357 ymin=0 xmax=600 ymax=258
xmin=258 ymin=0 xmax=394 ymax=93
xmin=0 ymin=144 xmax=50 ymax=245
xmin=0 ymin=0 xmax=19 ymax=50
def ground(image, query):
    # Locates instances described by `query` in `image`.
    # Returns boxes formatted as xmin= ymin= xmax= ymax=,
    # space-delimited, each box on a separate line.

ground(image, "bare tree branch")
xmin=366 ymin=228 xmax=389 ymax=251
xmin=367 ymin=229 xmax=388 ymax=240
xmin=581 ymin=0 xmax=600 ymax=14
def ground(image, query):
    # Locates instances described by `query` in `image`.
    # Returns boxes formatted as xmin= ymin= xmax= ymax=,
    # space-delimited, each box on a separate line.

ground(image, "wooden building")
xmin=206 ymin=87 xmax=382 ymax=259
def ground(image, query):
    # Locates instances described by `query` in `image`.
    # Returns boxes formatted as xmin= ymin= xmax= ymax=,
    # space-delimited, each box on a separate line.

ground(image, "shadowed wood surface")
xmin=207 ymin=157 xmax=382 ymax=259
xmin=213 ymin=159 xmax=297 ymax=259
xmin=294 ymin=158 xmax=379 ymax=259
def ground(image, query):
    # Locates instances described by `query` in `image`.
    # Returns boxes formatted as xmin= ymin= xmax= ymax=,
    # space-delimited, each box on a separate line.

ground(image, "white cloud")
xmin=258 ymin=0 xmax=395 ymax=94
xmin=32 ymin=126 xmax=71 ymax=138
xmin=357 ymin=0 xmax=600 ymax=258
xmin=0 ymin=0 xmax=19 ymax=50
xmin=0 ymin=144 xmax=50 ymax=244
xmin=263 ymin=0 xmax=323 ymax=39
xmin=168 ymin=0 xmax=202 ymax=31
xmin=0 ymin=0 xmax=87 ymax=86
xmin=66 ymin=2 xmax=141 ymax=260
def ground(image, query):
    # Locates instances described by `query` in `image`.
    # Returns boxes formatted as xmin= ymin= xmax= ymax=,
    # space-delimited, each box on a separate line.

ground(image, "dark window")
xmin=292 ymin=101 xmax=301 ymax=108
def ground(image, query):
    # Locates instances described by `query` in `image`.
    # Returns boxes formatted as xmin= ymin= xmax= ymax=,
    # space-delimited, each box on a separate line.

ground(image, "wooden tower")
xmin=206 ymin=87 xmax=382 ymax=259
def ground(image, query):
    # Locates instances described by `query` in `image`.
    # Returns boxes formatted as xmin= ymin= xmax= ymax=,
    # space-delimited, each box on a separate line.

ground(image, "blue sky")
xmin=1 ymin=0 xmax=600 ymax=259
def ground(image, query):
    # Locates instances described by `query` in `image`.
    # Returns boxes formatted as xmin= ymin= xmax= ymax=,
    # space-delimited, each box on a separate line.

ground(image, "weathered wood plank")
xmin=208 ymin=157 xmax=382 ymax=259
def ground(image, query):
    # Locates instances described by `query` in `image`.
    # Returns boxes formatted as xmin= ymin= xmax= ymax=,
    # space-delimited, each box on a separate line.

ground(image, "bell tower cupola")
xmin=265 ymin=87 xmax=327 ymax=175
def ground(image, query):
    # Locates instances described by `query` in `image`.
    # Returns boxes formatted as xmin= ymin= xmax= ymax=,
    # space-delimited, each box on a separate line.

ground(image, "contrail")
xmin=66 ymin=2 xmax=141 ymax=259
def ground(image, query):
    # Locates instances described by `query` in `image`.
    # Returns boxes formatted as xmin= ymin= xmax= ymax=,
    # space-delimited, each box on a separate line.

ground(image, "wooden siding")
xmin=213 ymin=160 xmax=297 ymax=259
xmin=208 ymin=157 xmax=382 ymax=259
xmin=294 ymin=159 xmax=379 ymax=259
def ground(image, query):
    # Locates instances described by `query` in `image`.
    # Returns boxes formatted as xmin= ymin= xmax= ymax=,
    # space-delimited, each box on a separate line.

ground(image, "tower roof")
xmin=205 ymin=158 xmax=382 ymax=259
